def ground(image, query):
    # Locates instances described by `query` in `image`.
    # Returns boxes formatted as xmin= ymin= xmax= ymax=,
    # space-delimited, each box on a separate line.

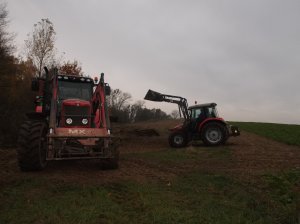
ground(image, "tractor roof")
xmin=188 ymin=103 xmax=217 ymax=109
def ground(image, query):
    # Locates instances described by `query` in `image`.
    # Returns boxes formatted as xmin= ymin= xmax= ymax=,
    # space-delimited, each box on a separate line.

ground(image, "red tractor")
xmin=17 ymin=67 xmax=119 ymax=171
xmin=144 ymin=90 xmax=240 ymax=147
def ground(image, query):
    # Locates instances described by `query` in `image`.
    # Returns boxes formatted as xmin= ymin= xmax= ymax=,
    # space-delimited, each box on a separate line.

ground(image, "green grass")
xmin=262 ymin=169 xmax=300 ymax=224
xmin=231 ymin=122 xmax=300 ymax=146
xmin=1 ymin=171 xmax=299 ymax=224
xmin=1 ymin=168 xmax=299 ymax=224
xmin=0 ymin=178 xmax=121 ymax=224
xmin=1 ymin=122 xmax=300 ymax=223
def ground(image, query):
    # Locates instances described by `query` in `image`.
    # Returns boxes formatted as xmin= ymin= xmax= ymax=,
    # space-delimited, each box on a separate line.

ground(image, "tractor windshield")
xmin=190 ymin=108 xmax=203 ymax=119
xmin=58 ymin=80 xmax=93 ymax=101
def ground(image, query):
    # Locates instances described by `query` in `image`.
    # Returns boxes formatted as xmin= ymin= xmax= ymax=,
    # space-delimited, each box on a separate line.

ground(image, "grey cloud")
xmin=7 ymin=0 xmax=300 ymax=124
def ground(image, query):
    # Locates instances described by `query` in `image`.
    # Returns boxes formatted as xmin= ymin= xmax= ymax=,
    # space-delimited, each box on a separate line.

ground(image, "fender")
xmin=197 ymin=118 xmax=227 ymax=132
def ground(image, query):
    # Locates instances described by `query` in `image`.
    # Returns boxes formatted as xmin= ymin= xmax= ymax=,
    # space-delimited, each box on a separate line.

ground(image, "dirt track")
xmin=0 ymin=128 xmax=300 ymax=186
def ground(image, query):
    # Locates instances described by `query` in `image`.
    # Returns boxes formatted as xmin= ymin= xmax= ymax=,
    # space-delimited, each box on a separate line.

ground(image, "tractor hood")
xmin=60 ymin=99 xmax=91 ymax=128
xmin=62 ymin=99 xmax=91 ymax=107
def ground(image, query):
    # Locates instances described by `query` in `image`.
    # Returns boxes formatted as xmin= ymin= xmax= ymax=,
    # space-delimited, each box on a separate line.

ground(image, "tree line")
xmin=0 ymin=4 xmax=177 ymax=146
xmin=108 ymin=89 xmax=171 ymax=123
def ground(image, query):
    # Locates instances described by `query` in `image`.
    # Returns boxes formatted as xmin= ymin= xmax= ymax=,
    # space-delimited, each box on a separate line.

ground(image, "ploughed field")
xmin=0 ymin=120 xmax=299 ymax=224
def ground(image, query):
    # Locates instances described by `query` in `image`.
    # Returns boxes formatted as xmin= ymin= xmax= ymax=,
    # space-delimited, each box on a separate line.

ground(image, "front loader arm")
xmin=144 ymin=89 xmax=190 ymax=121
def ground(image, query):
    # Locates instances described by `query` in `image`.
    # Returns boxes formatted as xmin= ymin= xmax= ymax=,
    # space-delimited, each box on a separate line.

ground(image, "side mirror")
xmin=31 ymin=78 xmax=39 ymax=91
xmin=105 ymin=84 xmax=111 ymax=96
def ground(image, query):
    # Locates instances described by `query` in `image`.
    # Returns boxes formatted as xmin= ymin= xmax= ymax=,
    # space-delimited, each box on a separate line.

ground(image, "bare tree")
xmin=0 ymin=3 xmax=14 ymax=60
xmin=108 ymin=89 xmax=132 ymax=111
xmin=0 ymin=4 xmax=37 ymax=145
xmin=25 ymin=18 xmax=56 ymax=77
xmin=0 ymin=3 xmax=15 ymax=88
xmin=170 ymin=109 xmax=180 ymax=119
xmin=129 ymin=100 xmax=145 ymax=122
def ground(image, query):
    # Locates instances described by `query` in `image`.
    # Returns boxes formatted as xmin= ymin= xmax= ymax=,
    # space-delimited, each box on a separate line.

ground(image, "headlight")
xmin=82 ymin=118 xmax=88 ymax=125
xmin=66 ymin=118 xmax=73 ymax=124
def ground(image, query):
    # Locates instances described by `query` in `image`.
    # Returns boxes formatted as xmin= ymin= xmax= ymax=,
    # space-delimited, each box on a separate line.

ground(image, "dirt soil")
xmin=0 ymin=120 xmax=300 ymax=186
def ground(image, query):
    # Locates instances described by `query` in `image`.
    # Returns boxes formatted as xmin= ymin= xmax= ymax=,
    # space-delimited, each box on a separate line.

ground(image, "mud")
xmin=0 ymin=125 xmax=299 ymax=186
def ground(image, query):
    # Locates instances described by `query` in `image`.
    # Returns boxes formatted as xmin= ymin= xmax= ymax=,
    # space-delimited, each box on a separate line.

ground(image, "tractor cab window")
xmin=58 ymin=81 xmax=93 ymax=101
xmin=190 ymin=108 xmax=204 ymax=119
xmin=206 ymin=106 xmax=219 ymax=118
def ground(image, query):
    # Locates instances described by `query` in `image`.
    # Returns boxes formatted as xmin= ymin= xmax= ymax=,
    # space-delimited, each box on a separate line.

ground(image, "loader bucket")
xmin=144 ymin=89 xmax=164 ymax=102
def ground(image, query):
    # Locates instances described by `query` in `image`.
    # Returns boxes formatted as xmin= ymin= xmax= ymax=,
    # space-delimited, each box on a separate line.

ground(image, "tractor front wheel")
xmin=17 ymin=120 xmax=48 ymax=171
xmin=201 ymin=122 xmax=227 ymax=146
xmin=168 ymin=132 xmax=188 ymax=148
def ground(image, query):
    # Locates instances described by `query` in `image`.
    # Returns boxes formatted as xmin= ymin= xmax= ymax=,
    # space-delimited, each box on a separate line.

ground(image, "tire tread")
xmin=17 ymin=120 xmax=48 ymax=171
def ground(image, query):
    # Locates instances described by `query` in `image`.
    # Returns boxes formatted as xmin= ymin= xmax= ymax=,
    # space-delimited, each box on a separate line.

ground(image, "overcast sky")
xmin=5 ymin=0 xmax=300 ymax=124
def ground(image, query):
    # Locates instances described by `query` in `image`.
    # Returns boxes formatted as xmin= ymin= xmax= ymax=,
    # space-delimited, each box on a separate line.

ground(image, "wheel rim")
xmin=174 ymin=134 xmax=184 ymax=145
xmin=205 ymin=127 xmax=222 ymax=143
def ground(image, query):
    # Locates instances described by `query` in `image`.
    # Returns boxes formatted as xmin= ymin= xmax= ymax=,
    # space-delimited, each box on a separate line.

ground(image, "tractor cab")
xmin=188 ymin=103 xmax=219 ymax=121
xmin=57 ymin=75 xmax=94 ymax=101
xmin=57 ymin=75 xmax=94 ymax=128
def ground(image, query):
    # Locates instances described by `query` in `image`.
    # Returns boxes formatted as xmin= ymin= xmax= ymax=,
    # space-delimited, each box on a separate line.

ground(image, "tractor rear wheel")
xmin=201 ymin=122 xmax=227 ymax=146
xmin=17 ymin=120 xmax=48 ymax=171
xmin=168 ymin=132 xmax=188 ymax=148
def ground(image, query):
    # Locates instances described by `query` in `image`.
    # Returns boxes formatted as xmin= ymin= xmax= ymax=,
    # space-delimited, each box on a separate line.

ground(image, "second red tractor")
xmin=144 ymin=89 xmax=240 ymax=147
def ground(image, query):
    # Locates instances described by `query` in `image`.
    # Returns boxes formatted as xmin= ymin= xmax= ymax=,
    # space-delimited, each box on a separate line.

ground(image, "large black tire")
xmin=168 ymin=132 xmax=188 ymax=148
xmin=201 ymin=122 xmax=227 ymax=146
xmin=17 ymin=120 xmax=48 ymax=171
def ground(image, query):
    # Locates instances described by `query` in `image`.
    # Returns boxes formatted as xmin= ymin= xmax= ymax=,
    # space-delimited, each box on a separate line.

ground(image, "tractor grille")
xmin=64 ymin=105 xmax=89 ymax=126
xmin=65 ymin=105 xmax=89 ymax=115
